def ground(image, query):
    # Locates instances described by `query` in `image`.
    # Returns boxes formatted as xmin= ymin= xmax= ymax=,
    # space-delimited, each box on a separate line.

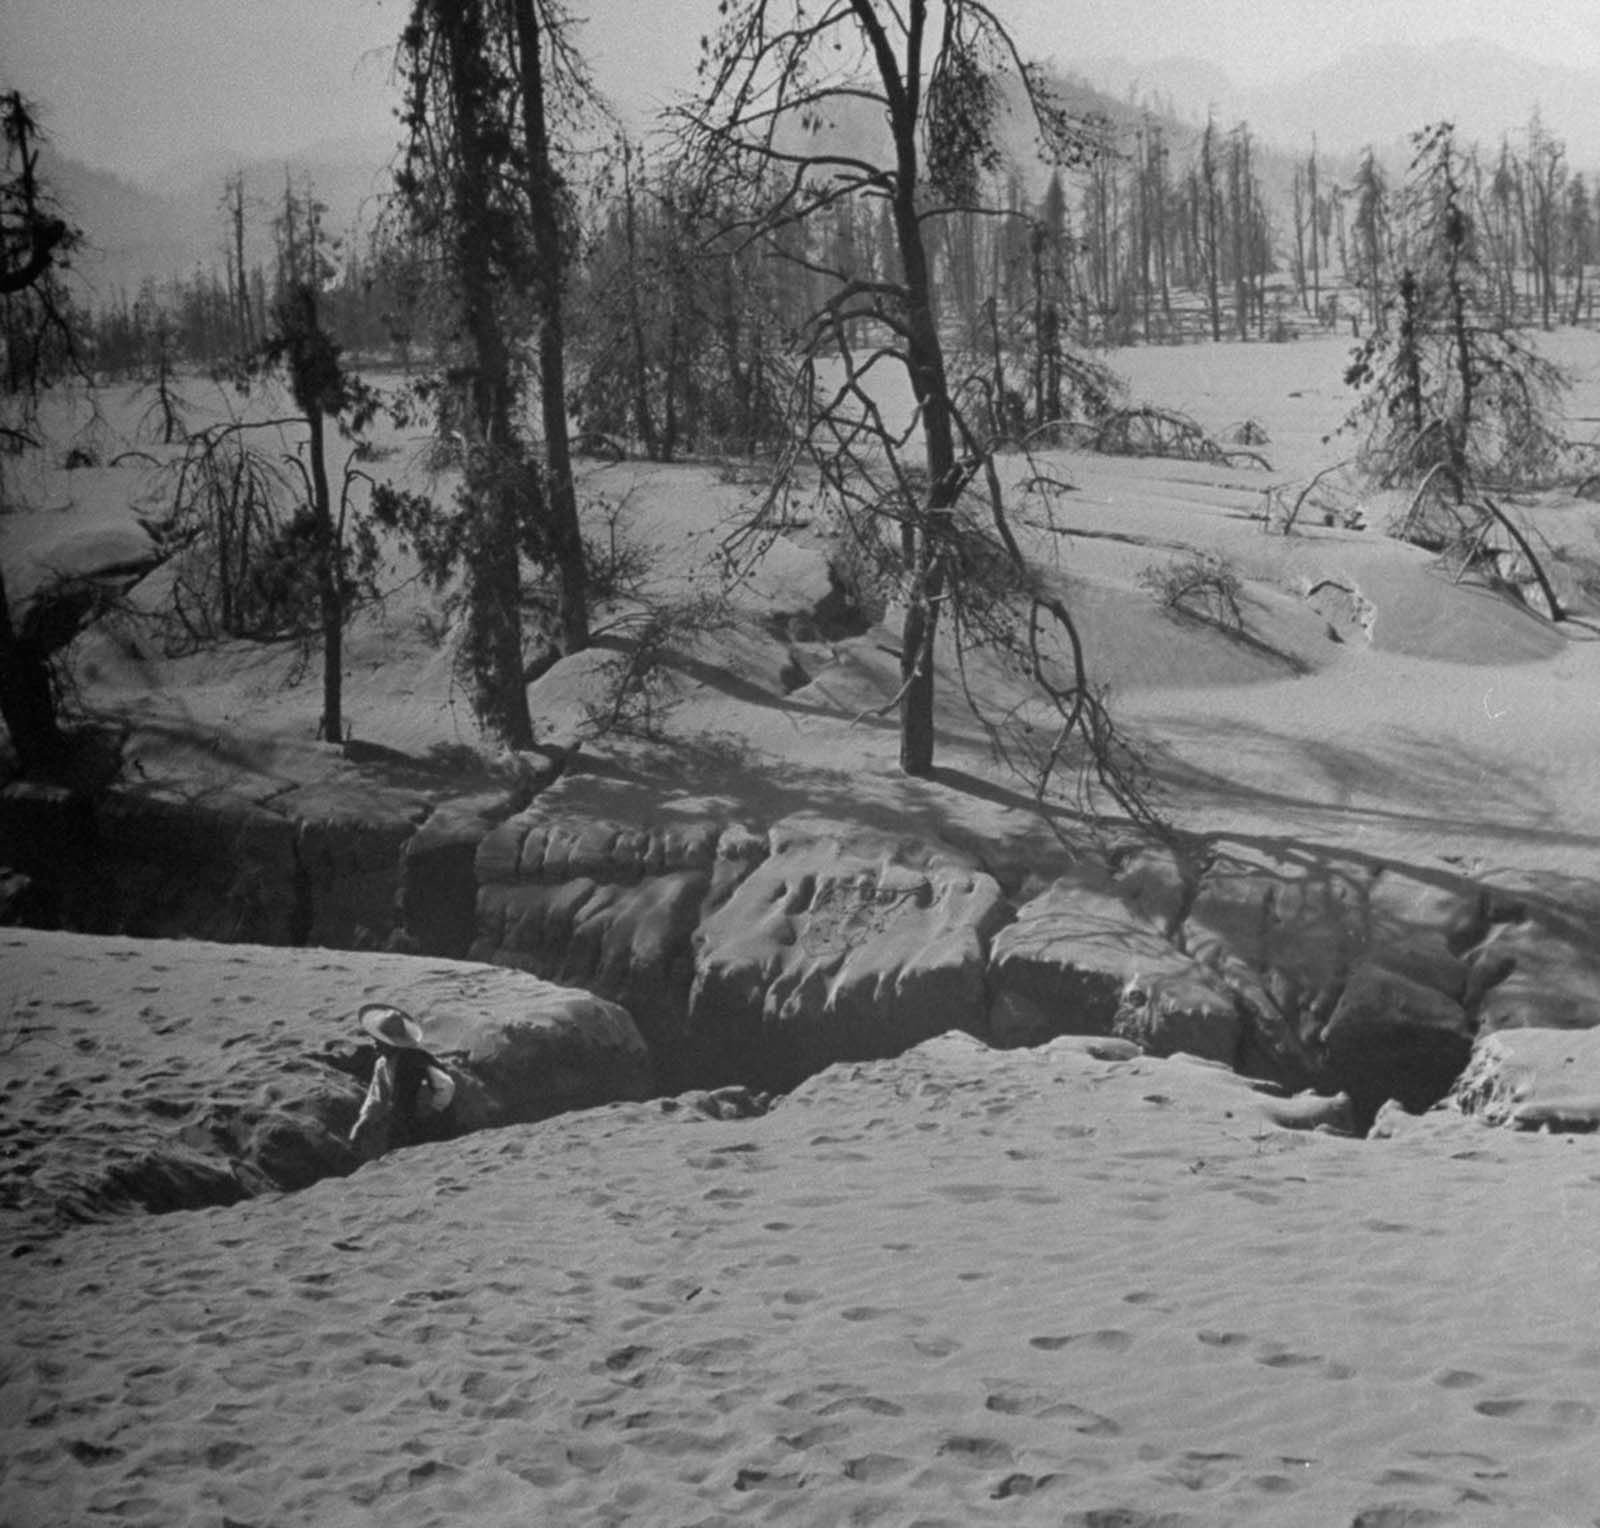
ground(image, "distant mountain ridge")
xmin=46 ymin=136 xmax=396 ymax=302
xmin=1245 ymin=39 xmax=1600 ymax=167
xmin=40 ymin=38 xmax=1600 ymax=302
xmin=1079 ymin=39 xmax=1600 ymax=168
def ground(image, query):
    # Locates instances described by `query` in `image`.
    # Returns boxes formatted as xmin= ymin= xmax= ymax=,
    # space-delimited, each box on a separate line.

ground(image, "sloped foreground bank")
xmin=0 ymin=931 xmax=654 ymax=1245
xmin=6 ymin=1026 xmax=1600 ymax=1528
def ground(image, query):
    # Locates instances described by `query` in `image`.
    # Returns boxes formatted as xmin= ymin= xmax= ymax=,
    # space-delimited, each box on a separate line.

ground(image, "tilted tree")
xmin=685 ymin=0 xmax=1151 ymax=818
xmin=0 ymin=94 xmax=71 ymax=306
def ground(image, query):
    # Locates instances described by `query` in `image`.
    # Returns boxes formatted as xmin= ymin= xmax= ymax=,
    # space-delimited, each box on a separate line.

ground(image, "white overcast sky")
xmin=3 ymin=0 xmax=1599 ymax=182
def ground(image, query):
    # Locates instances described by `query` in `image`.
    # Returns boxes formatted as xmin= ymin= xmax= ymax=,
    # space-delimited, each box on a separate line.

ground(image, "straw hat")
xmin=358 ymin=1003 xmax=427 ymax=1050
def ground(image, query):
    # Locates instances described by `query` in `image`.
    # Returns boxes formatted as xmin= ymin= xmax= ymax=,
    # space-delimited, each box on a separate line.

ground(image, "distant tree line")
xmin=47 ymin=106 xmax=1600 ymax=419
xmin=1343 ymin=111 xmax=1599 ymax=337
xmin=73 ymin=175 xmax=409 ymax=384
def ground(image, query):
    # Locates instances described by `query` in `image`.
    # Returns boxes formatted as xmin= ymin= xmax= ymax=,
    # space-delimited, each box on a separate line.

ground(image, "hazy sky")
xmin=3 ymin=0 xmax=1599 ymax=183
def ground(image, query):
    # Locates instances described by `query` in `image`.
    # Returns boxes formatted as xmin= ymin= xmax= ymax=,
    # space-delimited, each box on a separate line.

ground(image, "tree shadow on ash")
xmin=1154 ymin=600 xmax=1314 ymax=677
xmin=1145 ymin=710 xmax=1598 ymax=854
xmin=1137 ymin=712 xmax=1600 ymax=963
xmin=555 ymin=735 xmax=1092 ymax=889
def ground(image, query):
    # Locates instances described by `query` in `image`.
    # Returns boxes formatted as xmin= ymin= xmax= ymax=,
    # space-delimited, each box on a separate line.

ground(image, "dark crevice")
xmin=289 ymin=839 xmax=314 ymax=947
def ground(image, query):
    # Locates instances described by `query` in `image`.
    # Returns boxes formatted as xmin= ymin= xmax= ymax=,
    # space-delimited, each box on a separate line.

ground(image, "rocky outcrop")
xmin=420 ymin=980 xmax=652 ymax=1127
xmin=986 ymin=862 xmax=1243 ymax=1064
xmin=1114 ymin=850 xmax=1597 ymax=1126
xmin=79 ymin=787 xmax=302 ymax=941
xmin=1469 ymin=913 xmax=1599 ymax=1032
xmin=460 ymin=780 xmax=1597 ymax=1120
xmin=688 ymin=823 xmax=1008 ymax=1087
xmin=1318 ymin=964 xmax=1473 ymax=1120
xmin=470 ymin=789 xmax=761 ymax=1086
xmin=399 ymin=791 xmax=515 ymax=958
xmin=1451 ymin=1026 xmax=1600 ymax=1131
xmin=0 ymin=780 xmax=132 ymax=931
xmin=0 ymin=775 xmax=429 ymax=948
xmin=0 ymin=866 xmax=53 ymax=927
xmin=293 ymin=783 xmax=429 ymax=949
xmin=469 ymin=783 xmax=1009 ymax=1090
xmin=987 ymin=865 xmax=1172 ymax=1043
xmin=1114 ymin=958 xmax=1247 ymax=1068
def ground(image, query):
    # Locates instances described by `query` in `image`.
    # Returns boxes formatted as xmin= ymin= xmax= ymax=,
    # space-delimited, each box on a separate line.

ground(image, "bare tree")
xmin=685 ymin=1 xmax=1153 ymax=821
xmin=1306 ymin=137 xmax=1322 ymax=316
xmin=1197 ymin=116 xmax=1223 ymax=342
xmin=221 ymin=172 xmax=255 ymax=354
xmin=508 ymin=0 xmax=589 ymax=656
xmin=1520 ymin=111 xmax=1566 ymax=331
xmin=1030 ymin=169 xmax=1070 ymax=421
xmin=1291 ymin=156 xmax=1310 ymax=314
xmin=159 ymin=188 xmax=387 ymax=730
xmin=1225 ymin=123 xmax=1250 ymax=339
xmin=1349 ymin=146 xmax=1390 ymax=334
xmin=1565 ymin=171 xmax=1592 ymax=325
xmin=261 ymin=272 xmax=370 ymax=741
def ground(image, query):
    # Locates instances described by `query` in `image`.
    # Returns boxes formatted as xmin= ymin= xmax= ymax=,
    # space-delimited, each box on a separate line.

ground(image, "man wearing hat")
xmin=350 ymin=1004 xmax=458 ymax=1160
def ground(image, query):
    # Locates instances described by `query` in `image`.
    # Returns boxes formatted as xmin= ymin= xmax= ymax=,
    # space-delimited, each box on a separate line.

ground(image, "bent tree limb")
xmin=509 ymin=0 xmax=590 ymax=656
xmin=1271 ymin=457 xmax=1352 ymax=535
xmin=945 ymin=387 xmax=1166 ymax=833
xmin=1396 ymin=458 xmax=1466 ymax=544
xmin=1480 ymin=495 xmax=1564 ymax=621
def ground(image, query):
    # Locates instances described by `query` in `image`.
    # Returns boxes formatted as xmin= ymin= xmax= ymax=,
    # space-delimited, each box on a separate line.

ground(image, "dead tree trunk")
xmin=510 ymin=0 xmax=589 ymax=657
